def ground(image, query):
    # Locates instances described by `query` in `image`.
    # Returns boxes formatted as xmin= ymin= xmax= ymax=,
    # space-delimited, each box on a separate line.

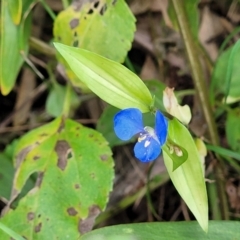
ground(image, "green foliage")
xmin=226 ymin=108 xmax=240 ymax=153
xmin=0 ymin=0 xmax=35 ymax=95
xmin=1 ymin=0 xmax=239 ymax=238
xmin=81 ymin=221 xmax=240 ymax=240
xmin=8 ymin=0 xmax=22 ymax=24
xmin=54 ymin=43 xmax=153 ymax=112
xmin=211 ymin=41 xmax=240 ymax=103
xmin=96 ymin=80 xmax=165 ymax=147
xmin=53 ymin=0 xmax=135 ymax=91
xmin=0 ymin=118 xmax=114 ymax=239
xmin=46 ymin=82 xmax=79 ymax=117
xmin=163 ymin=118 xmax=208 ymax=232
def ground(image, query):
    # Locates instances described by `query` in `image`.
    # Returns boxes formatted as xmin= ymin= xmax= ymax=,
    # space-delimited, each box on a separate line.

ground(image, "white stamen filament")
xmin=144 ymin=140 xmax=151 ymax=148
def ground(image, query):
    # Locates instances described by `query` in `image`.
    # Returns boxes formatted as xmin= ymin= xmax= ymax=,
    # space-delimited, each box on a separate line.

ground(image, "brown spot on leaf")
xmin=94 ymin=1 xmax=99 ymax=8
xmin=27 ymin=212 xmax=35 ymax=221
xmin=75 ymin=184 xmax=80 ymax=189
xmin=34 ymin=223 xmax=42 ymax=233
xmin=112 ymin=0 xmax=117 ymax=5
xmin=87 ymin=8 xmax=94 ymax=14
xmin=35 ymin=172 xmax=44 ymax=187
xmin=76 ymin=127 xmax=80 ymax=130
xmin=40 ymin=133 xmax=48 ymax=137
xmin=69 ymin=18 xmax=79 ymax=29
xmin=67 ymin=207 xmax=78 ymax=216
xmin=90 ymin=173 xmax=95 ymax=179
xmin=55 ymin=140 xmax=71 ymax=171
xmin=100 ymin=3 xmax=107 ymax=15
xmin=57 ymin=118 xmax=65 ymax=133
xmin=78 ymin=205 xmax=101 ymax=234
xmin=16 ymin=145 xmax=35 ymax=169
xmin=100 ymin=154 xmax=108 ymax=161
xmin=33 ymin=155 xmax=40 ymax=161
xmin=72 ymin=1 xmax=82 ymax=11
xmin=73 ymin=39 xmax=79 ymax=47
xmin=0 ymin=173 xmax=3 ymax=179
xmin=89 ymin=134 xmax=93 ymax=138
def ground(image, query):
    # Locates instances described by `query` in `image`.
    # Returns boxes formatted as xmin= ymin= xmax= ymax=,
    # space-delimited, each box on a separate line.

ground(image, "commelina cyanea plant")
xmin=113 ymin=108 xmax=168 ymax=162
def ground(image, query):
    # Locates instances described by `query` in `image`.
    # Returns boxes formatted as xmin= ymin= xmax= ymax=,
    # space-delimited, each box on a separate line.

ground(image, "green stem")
xmin=62 ymin=83 xmax=72 ymax=118
xmin=0 ymin=222 xmax=25 ymax=240
xmin=40 ymin=0 xmax=56 ymax=20
xmin=62 ymin=0 xmax=69 ymax=9
xmin=29 ymin=37 xmax=56 ymax=57
xmin=172 ymin=0 xmax=229 ymax=220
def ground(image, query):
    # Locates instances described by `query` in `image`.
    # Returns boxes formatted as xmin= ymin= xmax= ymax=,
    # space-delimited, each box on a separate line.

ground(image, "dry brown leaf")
xmin=140 ymin=55 xmax=159 ymax=80
xmin=199 ymin=6 xmax=224 ymax=60
xmin=13 ymin=68 xmax=36 ymax=126
xmin=226 ymin=178 xmax=240 ymax=211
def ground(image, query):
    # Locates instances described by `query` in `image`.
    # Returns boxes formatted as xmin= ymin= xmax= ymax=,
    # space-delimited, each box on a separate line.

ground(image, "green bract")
xmin=163 ymin=119 xmax=208 ymax=232
xmin=54 ymin=43 xmax=153 ymax=112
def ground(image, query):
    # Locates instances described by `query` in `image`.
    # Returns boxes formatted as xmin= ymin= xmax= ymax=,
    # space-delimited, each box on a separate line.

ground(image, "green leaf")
xmin=54 ymin=0 xmax=135 ymax=63
xmin=81 ymin=221 xmax=240 ymax=240
xmin=211 ymin=41 xmax=240 ymax=103
xmin=8 ymin=0 xmax=22 ymax=24
xmin=0 ymin=0 xmax=34 ymax=95
xmin=226 ymin=108 xmax=240 ymax=152
xmin=0 ymin=222 xmax=25 ymax=240
xmin=54 ymin=43 xmax=153 ymax=112
xmin=97 ymin=105 xmax=128 ymax=147
xmin=46 ymin=82 xmax=79 ymax=117
xmin=0 ymin=118 xmax=114 ymax=239
xmin=0 ymin=153 xmax=14 ymax=200
xmin=144 ymin=80 xmax=165 ymax=111
xmin=163 ymin=118 xmax=208 ymax=232
xmin=53 ymin=0 xmax=135 ymax=91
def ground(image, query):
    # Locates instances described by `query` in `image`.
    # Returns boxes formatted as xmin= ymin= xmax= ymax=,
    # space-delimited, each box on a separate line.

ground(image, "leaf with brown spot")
xmin=67 ymin=207 xmax=78 ymax=216
xmin=53 ymin=0 xmax=136 ymax=92
xmin=55 ymin=140 xmax=71 ymax=171
xmin=27 ymin=212 xmax=35 ymax=221
xmin=34 ymin=223 xmax=42 ymax=233
xmin=0 ymin=118 xmax=114 ymax=239
xmin=78 ymin=205 xmax=101 ymax=234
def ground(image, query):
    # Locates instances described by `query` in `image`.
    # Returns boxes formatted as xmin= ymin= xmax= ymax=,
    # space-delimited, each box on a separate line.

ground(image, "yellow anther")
xmin=138 ymin=135 xmax=147 ymax=142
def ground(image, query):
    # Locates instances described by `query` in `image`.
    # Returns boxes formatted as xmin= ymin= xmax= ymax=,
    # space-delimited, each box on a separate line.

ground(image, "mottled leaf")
xmin=0 ymin=118 xmax=114 ymax=239
xmin=53 ymin=0 xmax=135 ymax=91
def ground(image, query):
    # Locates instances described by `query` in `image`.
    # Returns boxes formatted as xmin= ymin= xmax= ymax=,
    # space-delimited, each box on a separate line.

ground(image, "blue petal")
xmin=154 ymin=111 xmax=168 ymax=146
xmin=114 ymin=108 xmax=144 ymax=141
xmin=134 ymin=137 xmax=161 ymax=162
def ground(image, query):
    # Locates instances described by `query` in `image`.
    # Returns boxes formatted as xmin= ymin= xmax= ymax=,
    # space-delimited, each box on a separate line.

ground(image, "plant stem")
xmin=62 ymin=0 xmax=69 ymax=9
xmin=40 ymin=0 xmax=56 ymax=20
xmin=62 ymin=82 xmax=72 ymax=118
xmin=29 ymin=37 xmax=56 ymax=57
xmin=171 ymin=0 xmax=229 ymax=220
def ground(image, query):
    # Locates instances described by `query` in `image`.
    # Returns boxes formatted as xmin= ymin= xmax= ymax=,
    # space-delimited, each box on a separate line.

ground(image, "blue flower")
xmin=114 ymin=108 xmax=168 ymax=162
